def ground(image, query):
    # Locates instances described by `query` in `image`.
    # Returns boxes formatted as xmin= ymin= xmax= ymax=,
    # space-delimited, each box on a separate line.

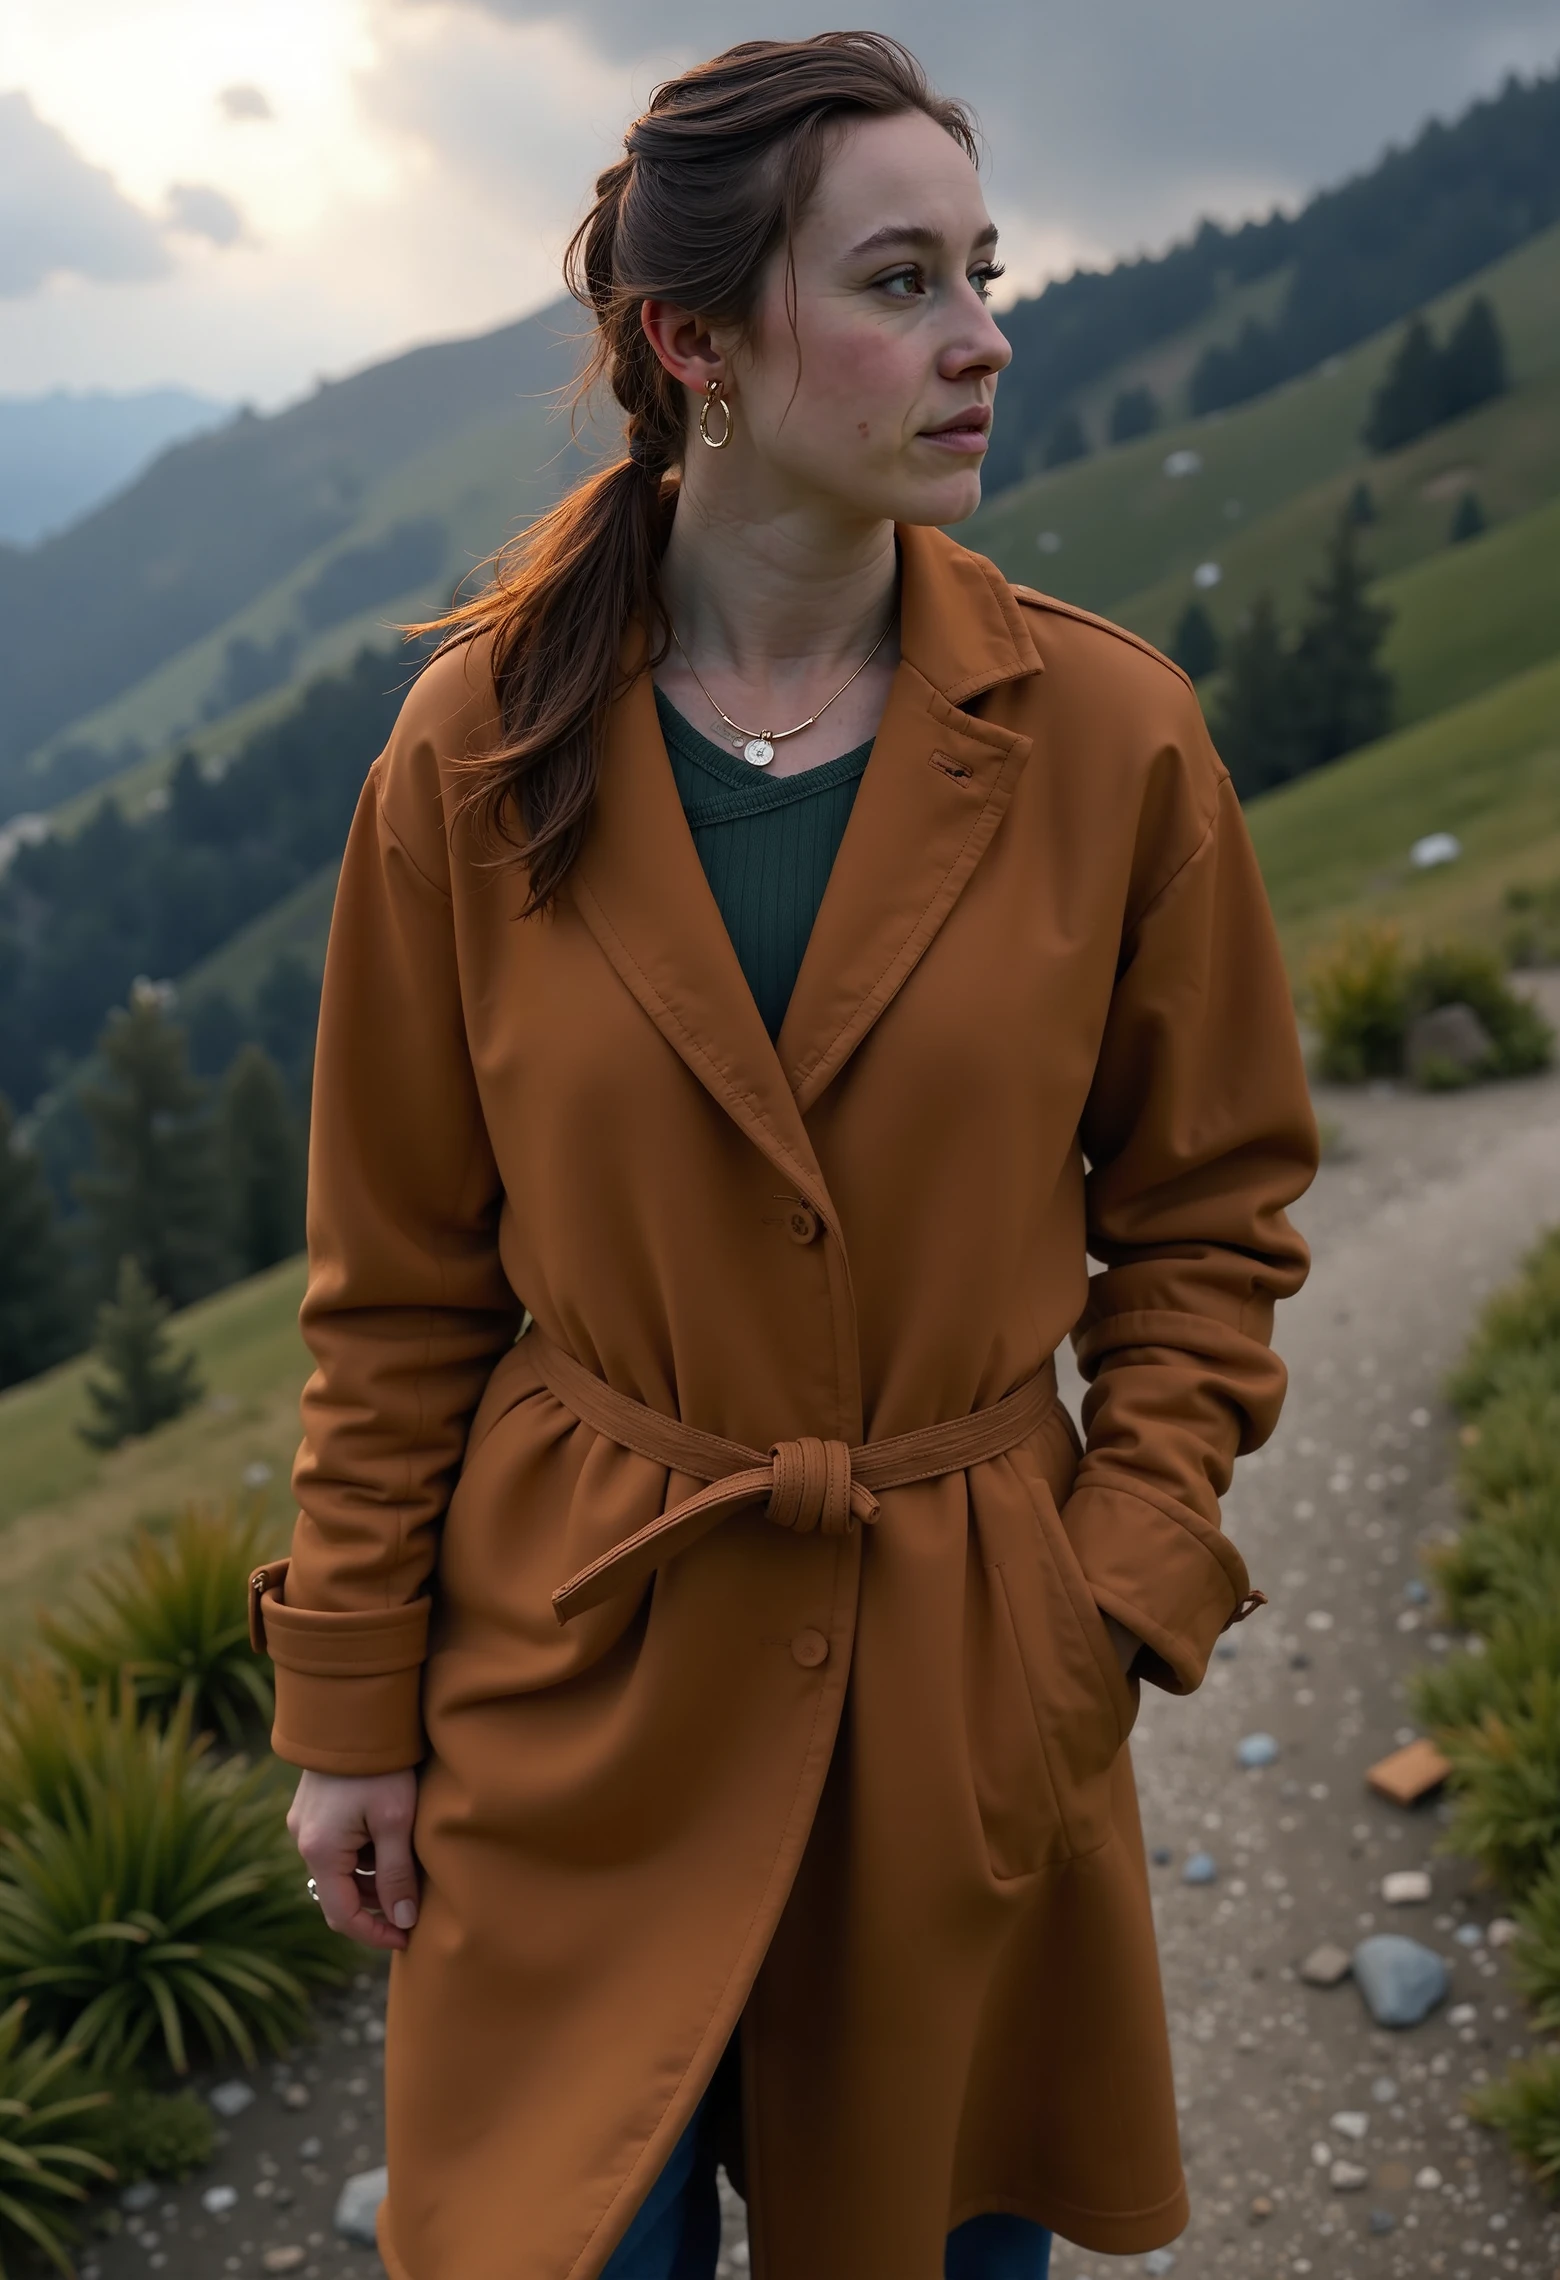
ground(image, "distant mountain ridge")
xmin=0 ymin=388 xmax=233 ymax=546
xmin=0 ymin=300 xmax=583 ymax=802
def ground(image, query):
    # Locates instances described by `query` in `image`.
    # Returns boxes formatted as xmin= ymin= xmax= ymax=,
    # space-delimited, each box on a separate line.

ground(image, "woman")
xmin=257 ymin=32 xmax=1317 ymax=2280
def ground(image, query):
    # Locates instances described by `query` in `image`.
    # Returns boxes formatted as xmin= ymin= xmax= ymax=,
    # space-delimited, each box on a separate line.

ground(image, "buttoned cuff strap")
xmin=249 ymin=1559 xmax=431 ymax=1776
xmin=1059 ymin=1480 xmax=1257 ymax=1698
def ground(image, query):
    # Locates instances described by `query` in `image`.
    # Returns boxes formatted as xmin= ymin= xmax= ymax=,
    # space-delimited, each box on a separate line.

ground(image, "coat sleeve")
xmin=254 ymin=676 xmax=523 ymax=1776
xmin=1067 ymin=730 xmax=1318 ymax=1699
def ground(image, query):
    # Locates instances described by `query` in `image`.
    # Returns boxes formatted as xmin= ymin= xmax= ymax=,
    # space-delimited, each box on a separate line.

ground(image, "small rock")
xmin=1300 ymin=1941 xmax=1352 ymax=1987
xmin=298 ymin=2137 xmax=322 ymax=2162
xmin=334 ymin=2166 xmax=389 ymax=2247
xmin=1368 ymin=2208 xmax=1397 ymax=2234
xmin=119 ymin=2182 xmax=158 ymax=2213
xmin=1213 ymin=1637 xmax=1238 ymax=1659
xmin=1305 ymin=1609 xmax=1334 ymax=1631
xmin=1330 ymin=2158 xmax=1368 ymax=2191
xmin=200 ymin=2186 xmax=239 ymax=2216
xmin=1403 ymin=1579 xmax=1431 ymax=1604
xmin=1329 ymin=2110 xmax=1369 ymax=2141
xmin=1248 ymin=2195 xmax=1273 ymax=2220
xmin=1182 ymin=1851 xmax=1218 ymax=1885
xmin=261 ymin=2252 xmax=306 ymax=2276
xmin=1310 ymin=2142 xmax=1332 ymax=2169
xmin=1381 ymin=1869 xmax=1432 ymax=1905
xmin=279 ymin=2081 xmax=311 ymax=2109
xmin=1352 ymin=1934 xmax=1448 ymax=2027
xmin=1149 ymin=1845 xmax=1172 ymax=1866
xmin=1236 ymin=1732 xmax=1280 ymax=1769
xmin=1486 ymin=1917 xmax=1520 ymax=1949
xmin=1409 ymin=832 xmax=1462 ymax=871
xmin=1447 ymin=2001 xmax=1477 ymax=2026
xmin=208 ymin=2080 xmax=255 ymax=2119
xmin=1414 ymin=2164 xmax=1442 ymax=2190
xmin=1453 ymin=1922 xmax=1484 ymax=1947
xmin=1370 ymin=2076 xmax=1399 ymax=2103
xmin=1405 ymin=1000 xmax=1492 ymax=1085
xmin=1143 ymin=2253 xmax=1177 ymax=2277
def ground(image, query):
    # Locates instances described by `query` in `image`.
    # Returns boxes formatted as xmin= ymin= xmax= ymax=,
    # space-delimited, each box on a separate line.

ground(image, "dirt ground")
xmin=80 ymin=978 xmax=1560 ymax=2280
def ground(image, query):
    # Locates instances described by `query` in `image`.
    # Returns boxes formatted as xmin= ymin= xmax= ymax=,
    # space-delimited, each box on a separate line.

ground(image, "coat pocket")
xmin=988 ymin=1437 xmax=1139 ymax=1865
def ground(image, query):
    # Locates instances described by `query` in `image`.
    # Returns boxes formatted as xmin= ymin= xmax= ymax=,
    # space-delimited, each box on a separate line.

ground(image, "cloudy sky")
xmin=3 ymin=0 xmax=1559 ymax=409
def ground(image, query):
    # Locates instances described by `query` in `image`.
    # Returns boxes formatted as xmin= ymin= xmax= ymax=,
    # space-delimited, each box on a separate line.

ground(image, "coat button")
xmin=786 ymin=1203 xmax=821 ymax=1244
xmin=790 ymin=1628 xmax=829 ymax=1668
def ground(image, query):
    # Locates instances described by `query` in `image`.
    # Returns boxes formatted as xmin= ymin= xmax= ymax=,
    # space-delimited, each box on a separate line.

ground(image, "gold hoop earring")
xmin=699 ymin=379 xmax=734 ymax=450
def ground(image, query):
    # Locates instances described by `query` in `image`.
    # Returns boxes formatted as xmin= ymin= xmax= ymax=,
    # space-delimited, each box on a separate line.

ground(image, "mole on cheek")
xmin=857 ymin=421 xmax=870 ymax=439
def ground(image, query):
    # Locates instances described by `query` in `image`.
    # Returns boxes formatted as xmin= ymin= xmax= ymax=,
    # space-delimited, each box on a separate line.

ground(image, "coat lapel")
xmin=568 ymin=660 xmax=833 ymax=1218
xmin=776 ymin=526 xmax=1042 ymax=1112
xmin=569 ymin=526 xmax=1043 ymax=1181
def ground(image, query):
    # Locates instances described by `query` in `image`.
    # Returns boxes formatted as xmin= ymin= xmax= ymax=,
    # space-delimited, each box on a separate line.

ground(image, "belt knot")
xmin=765 ymin=1437 xmax=880 ymax=1536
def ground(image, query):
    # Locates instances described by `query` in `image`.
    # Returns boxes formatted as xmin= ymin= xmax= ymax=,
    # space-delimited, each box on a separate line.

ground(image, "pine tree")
xmin=74 ymin=983 xmax=230 ymax=1308
xmin=1170 ymin=600 xmax=1221 ymax=683
xmin=1211 ymin=595 xmax=1304 ymax=799
xmin=1290 ymin=509 xmax=1395 ymax=767
xmin=1041 ymin=410 xmax=1090 ymax=469
xmin=1347 ymin=480 xmax=1377 ymax=526
xmin=1362 ymin=316 xmax=1443 ymax=453
xmin=1450 ymin=491 xmax=1487 ymax=544
xmin=0 ymin=1095 xmax=79 ymax=1390
xmin=223 ymin=1044 xmax=306 ymax=1276
xmin=1108 ymin=385 xmax=1159 ymax=444
xmin=78 ymin=1255 xmax=204 ymax=1450
xmin=1438 ymin=296 xmax=1508 ymax=421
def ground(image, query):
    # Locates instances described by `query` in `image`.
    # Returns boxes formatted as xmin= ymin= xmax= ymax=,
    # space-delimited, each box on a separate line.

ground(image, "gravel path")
xmin=80 ymin=981 xmax=1560 ymax=2280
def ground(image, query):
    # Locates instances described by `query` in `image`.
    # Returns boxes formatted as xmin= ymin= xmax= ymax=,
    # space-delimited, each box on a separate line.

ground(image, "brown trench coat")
xmin=258 ymin=522 xmax=1318 ymax=2280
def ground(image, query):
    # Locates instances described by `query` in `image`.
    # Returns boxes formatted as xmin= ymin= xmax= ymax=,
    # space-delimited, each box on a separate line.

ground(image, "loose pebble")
xmin=1403 ymin=1578 xmax=1431 ymax=1603
xmin=1487 ymin=1916 xmax=1520 ymax=1948
xmin=201 ymin=2185 xmax=239 ymax=2216
xmin=1351 ymin=1933 xmax=1449 ymax=2026
xmin=1329 ymin=2157 xmax=1369 ymax=2191
xmin=279 ymin=2081 xmax=311 ymax=2109
xmin=1371 ymin=2076 xmax=1399 ymax=2102
xmin=1142 ymin=2253 xmax=1176 ymax=2276
xmin=1235 ymin=1731 xmax=1280 ymax=1768
xmin=1453 ymin=1922 xmax=1484 ymax=1947
xmin=1149 ymin=1846 xmax=1172 ymax=1866
xmin=208 ymin=2080 xmax=255 ymax=2119
xmin=1415 ymin=2165 xmax=1443 ymax=2190
xmin=1382 ymin=1868 xmax=1432 ymax=1904
xmin=261 ymin=2251 xmax=306 ymax=2275
xmin=120 ymin=2181 xmax=158 ymax=2213
xmin=1368 ymin=2208 xmax=1398 ymax=2234
xmin=1329 ymin=2110 xmax=1369 ymax=2140
xmin=1248 ymin=2194 xmax=1273 ymax=2220
xmin=1299 ymin=1941 xmax=1352 ymax=1987
xmin=334 ymin=2165 xmax=389 ymax=2247
xmin=1305 ymin=1610 xmax=1334 ymax=1631
xmin=1181 ymin=1851 xmax=1218 ymax=1885
xmin=298 ymin=2136 xmax=323 ymax=2161
xmin=1448 ymin=2001 xmax=1477 ymax=2026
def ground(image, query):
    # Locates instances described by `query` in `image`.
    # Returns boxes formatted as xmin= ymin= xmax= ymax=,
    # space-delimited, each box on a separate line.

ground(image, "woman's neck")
xmin=657 ymin=488 xmax=898 ymax=680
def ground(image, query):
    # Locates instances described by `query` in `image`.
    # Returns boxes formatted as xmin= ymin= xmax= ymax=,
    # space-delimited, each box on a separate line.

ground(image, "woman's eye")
xmin=878 ymin=267 xmax=923 ymax=299
xmin=970 ymin=262 xmax=1006 ymax=301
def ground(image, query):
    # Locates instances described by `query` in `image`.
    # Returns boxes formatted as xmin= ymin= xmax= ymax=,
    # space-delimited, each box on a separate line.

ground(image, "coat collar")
xmin=567 ymin=524 xmax=1041 ymax=1210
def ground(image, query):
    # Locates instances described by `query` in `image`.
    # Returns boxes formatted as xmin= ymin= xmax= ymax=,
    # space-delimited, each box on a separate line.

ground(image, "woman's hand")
xmin=1101 ymin=1611 xmax=1142 ymax=1679
xmin=287 ymin=1769 xmax=421 ymax=1952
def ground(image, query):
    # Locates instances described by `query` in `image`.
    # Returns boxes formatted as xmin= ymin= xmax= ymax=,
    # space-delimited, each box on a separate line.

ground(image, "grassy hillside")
xmin=0 ymin=1256 xmax=309 ymax=1655
xmin=178 ymin=862 xmax=341 ymax=1014
xmin=970 ymin=219 xmax=1560 ymax=624
xmin=1244 ymin=652 xmax=1560 ymax=971
xmin=1378 ymin=493 xmax=1560 ymax=729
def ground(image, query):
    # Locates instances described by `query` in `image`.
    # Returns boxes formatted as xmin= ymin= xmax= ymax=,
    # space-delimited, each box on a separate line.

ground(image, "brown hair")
xmin=412 ymin=33 xmax=977 ymax=916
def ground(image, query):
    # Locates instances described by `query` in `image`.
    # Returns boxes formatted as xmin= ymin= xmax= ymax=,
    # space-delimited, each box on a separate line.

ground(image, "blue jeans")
xmin=602 ymin=2074 xmax=1052 ymax=2280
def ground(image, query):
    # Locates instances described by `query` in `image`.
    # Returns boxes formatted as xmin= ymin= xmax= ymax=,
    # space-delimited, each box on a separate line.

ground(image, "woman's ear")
xmin=640 ymin=298 xmax=727 ymax=395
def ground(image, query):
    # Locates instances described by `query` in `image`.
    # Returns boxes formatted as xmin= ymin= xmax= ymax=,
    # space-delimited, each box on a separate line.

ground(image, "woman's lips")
xmin=918 ymin=415 xmax=990 ymax=454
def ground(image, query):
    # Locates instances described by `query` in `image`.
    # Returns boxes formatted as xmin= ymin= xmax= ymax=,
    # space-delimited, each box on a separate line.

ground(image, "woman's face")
xmin=657 ymin=108 xmax=1013 ymax=530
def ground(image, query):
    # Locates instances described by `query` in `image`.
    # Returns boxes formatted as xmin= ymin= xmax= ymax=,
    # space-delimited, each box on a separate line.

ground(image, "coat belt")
xmin=525 ymin=1327 xmax=1065 ymax=1624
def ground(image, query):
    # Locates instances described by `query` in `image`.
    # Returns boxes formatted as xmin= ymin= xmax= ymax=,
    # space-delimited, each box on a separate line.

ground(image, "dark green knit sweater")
xmin=654 ymin=686 xmax=873 ymax=1041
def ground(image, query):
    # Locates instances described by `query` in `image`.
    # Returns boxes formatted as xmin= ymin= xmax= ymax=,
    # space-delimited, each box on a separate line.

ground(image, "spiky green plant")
xmin=1411 ymin=1601 xmax=1560 ymax=1734
xmin=1466 ymin=2049 xmax=1560 ymax=2189
xmin=1422 ymin=1488 xmax=1560 ymax=1636
xmin=1509 ymin=1854 xmax=1560 ymax=2035
xmin=0 ymin=1999 xmax=113 ymax=2276
xmin=1436 ymin=1670 xmax=1560 ymax=1892
xmin=0 ymin=1694 xmax=345 ymax=2076
xmin=1457 ymin=1373 xmax=1560 ymax=1514
xmin=39 ymin=1502 xmax=275 ymax=1745
xmin=1447 ymin=1227 xmax=1560 ymax=1415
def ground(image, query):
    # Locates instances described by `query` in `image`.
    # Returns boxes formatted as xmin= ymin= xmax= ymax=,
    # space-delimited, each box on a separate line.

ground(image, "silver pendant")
xmin=742 ymin=736 xmax=775 ymax=767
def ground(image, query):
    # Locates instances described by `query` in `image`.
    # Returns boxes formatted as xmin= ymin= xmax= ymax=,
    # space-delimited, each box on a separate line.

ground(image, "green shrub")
xmin=1307 ymin=923 xmax=1410 ymax=1081
xmin=1447 ymin=1228 xmax=1560 ymax=1414
xmin=1422 ymin=1493 xmax=1560 ymax=1636
xmin=1457 ymin=1377 xmax=1560 ymax=1513
xmin=40 ymin=1502 xmax=275 ymax=1746
xmin=1411 ymin=1600 xmax=1560 ymax=1732
xmin=0 ymin=1694 xmax=345 ymax=2076
xmin=1437 ymin=1671 xmax=1560 ymax=1892
xmin=1466 ymin=2050 xmax=1560 ymax=2189
xmin=1509 ymin=1854 xmax=1560 ymax=2035
xmin=0 ymin=1666 xmax=153 ymax=1835
xmin=1406 ymin=941 xmax=1555 ymax=1079
xmin=1504 ymin=878 xmax=1560 ymax=970
xmin=98 ymin=2084 xmax=215 ymax=2183
xmin=77 ymin=1258 xmax=204 ymax=1452
xmin=0 ymin=1998 xmax=113 ymax=2276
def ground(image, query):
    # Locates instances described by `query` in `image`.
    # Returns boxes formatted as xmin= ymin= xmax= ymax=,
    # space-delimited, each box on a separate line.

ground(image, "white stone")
xmin=1410 ymin=832 xmax=1461 ymax=870
xmin=1414 ymin=2166 xmax=1442 ymax=2191
xmin=1330 ymin=2158 xmax=1369 ymax=2191
xmin=1382 ymin=1869 xmax=1432 ymax=1905
xmin=1329 ymin=2110 xmax=1369 ymax=2141
xmin=1191 ymin=560 xmax=1222 ymax=589
xmin=1486 ymin=1917 xmax=1520 ymax=1949
xmin=201 ymin=2186 xmax=239 ymax=2215
xmin=207 ymin=2081 xmax=255 ymax=2119
xmin=334 ymin=2167 xmax=388 ymax=2247
xmin=1163 ymin=449 xmax=1203 ymax=478
xmin=1448 ymin=2002 xmax=1477 ymax=2026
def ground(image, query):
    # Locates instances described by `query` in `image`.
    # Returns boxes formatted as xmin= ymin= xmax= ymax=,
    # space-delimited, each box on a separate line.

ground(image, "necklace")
xmin=667 ymin=610 xmax=894 ymax=767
